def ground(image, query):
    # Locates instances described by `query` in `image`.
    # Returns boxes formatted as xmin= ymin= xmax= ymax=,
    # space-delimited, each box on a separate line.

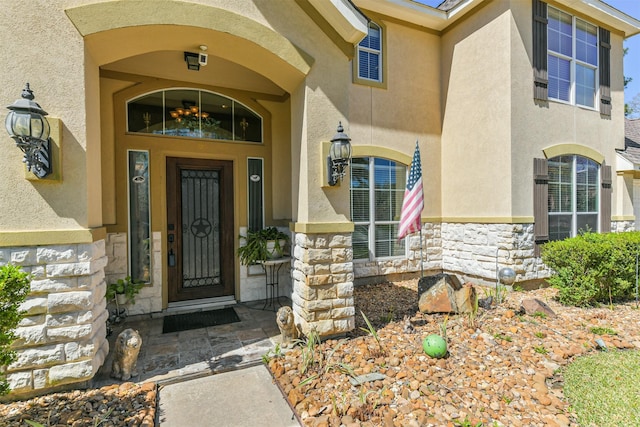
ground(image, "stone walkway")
xmin=92 ymin=299 xmax=285 ymax=387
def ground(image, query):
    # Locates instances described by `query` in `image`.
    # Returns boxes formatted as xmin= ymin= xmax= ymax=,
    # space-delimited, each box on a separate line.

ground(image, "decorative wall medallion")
xmin=250 ymin=174 xmax=261 ymax=182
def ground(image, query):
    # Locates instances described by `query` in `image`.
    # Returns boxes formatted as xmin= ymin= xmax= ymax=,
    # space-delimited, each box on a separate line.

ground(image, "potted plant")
xmin=105 ymin=276 xmax=145 ymax=306
xmin=237 ymin=226 xmax=290 ymax=265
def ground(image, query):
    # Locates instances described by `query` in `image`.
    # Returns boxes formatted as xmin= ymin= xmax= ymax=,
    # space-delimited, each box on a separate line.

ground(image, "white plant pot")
xmin=266 ymin=239 xmax=287 ymax=259
xmin=116 ymin=294 xmax=129 ymax=305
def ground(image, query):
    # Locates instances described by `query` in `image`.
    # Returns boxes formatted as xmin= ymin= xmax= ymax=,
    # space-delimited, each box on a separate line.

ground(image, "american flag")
xmin=397 ymin=141 xmax=424 ymax=240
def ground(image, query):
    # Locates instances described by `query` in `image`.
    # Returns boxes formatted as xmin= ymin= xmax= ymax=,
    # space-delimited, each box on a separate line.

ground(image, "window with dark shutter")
xmin=533 ymin=158 xmax=549 ymax=256
xmin=600 ymin=164 xmax=612 ymax=232
xmin=599 ymin=28 xmax=611 ymax=116
xmin=532 ymin=0 xmax=548 ymax=101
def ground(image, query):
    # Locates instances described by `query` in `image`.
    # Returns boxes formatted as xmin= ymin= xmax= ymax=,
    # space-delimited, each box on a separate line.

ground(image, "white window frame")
xmin=357 ymin=22 xmax=382 ymax=83
xmin=547 ymin=6 xmax=599 ymax=109
xmin=350 ymin=157 xmax=406 ymax=261
xmin=548 ymin=155 xmax=600 ymax=241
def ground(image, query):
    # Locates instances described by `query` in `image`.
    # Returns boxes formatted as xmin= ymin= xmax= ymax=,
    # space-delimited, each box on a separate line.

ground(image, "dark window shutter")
xmin=599 ymin=28 xmax=611 ymax=116
xmin=532 ymin=0 xmax=548 ymax=101
xmin=533 ymin=158 xmax=549 ymax=256
xmin=600 ymin=164 xmax=612 ymax=233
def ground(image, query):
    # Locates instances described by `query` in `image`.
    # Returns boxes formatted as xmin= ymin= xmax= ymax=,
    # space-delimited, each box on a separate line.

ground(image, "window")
xmin=548 ymin=155 xmax=599 ymax=241
xmin=532 ymin=0 xmax=610 ymax=114
xmin=547 ymin=7 xmax=598 ymax=108
xmin=128 ymin=150 xmax=151 ymax=283
xmin=350 ymin=157 xmax=406 ymax=259
xmin=247 ymin=158 xmax=264 ymax=232
xmin=357 ymin=22 xmax=382 ymax=82
xmin=126 ymin=89 xmax=263 ymax=142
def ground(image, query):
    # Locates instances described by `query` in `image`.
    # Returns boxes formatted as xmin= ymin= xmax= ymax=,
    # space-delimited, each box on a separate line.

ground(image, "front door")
xmin=166 ymin=157 xmax=234 ymax=302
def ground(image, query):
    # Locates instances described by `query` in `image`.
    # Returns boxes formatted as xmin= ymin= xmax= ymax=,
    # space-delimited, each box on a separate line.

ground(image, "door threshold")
xmin=165 ymin=296 xmax=236 ymax=315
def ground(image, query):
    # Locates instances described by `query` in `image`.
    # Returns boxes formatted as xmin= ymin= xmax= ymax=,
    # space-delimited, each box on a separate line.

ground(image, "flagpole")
xmin=419 ymin=227 xmax=424 ymax=279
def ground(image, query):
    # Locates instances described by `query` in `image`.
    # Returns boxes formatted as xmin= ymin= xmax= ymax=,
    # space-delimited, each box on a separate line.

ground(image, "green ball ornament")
xmin=423 ymin=334 xmax=447 ymax=358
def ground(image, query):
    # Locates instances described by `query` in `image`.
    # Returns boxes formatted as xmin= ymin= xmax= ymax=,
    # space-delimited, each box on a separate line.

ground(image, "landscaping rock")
xmin=418 ymin=273 xmax=476 ymax=314
xmin=521 ymin=298 xmax=557 ymax=318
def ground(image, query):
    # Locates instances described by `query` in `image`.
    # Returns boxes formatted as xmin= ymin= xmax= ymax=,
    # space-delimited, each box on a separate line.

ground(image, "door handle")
xmin=168 ymin=249 xmax=176 ymax=267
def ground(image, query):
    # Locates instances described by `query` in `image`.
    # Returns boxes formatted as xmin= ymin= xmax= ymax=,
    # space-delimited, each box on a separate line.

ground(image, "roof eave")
xmin=562 ymin=0 xmax=640 ymax=38
xmin=307 ymin=0 xmax=369 ymax=44
xmin=354 ymin=0 xmax=483 ymax=32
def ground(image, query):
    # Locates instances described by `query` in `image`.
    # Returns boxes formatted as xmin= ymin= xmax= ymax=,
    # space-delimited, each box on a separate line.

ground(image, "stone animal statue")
xmin=111 ymin=328 xmax=142 ymax=381
xmin=276 ymin=306 xmax=299 ymax=348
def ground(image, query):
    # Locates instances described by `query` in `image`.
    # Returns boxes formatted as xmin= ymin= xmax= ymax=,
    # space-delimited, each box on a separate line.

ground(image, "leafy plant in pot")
xmin=105 ymin=276 xmax=145 ymax=306
xmin=238 ymin=226 xmax=290 ymax=265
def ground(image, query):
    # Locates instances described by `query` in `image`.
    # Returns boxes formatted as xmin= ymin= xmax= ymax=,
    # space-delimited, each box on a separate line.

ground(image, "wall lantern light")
xmin=327 ymin=121 xmax=352 ymax=186
xmin=5 ymin=83 xmax=52 ymax=178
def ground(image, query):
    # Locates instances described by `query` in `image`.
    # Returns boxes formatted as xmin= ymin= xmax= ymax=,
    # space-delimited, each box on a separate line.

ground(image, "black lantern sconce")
xmin=327 ymin=121 xmax=352 ymax=186
xmin=5 ymin=83 xmax=52 ymax=179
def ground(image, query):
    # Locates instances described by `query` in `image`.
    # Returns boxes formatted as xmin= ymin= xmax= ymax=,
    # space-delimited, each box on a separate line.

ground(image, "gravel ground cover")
xmin=268 ymin=280 xmax=640 ymax=427
xmin=2 ymin=280 xmax=640 ymax=427
xmin=0 ymin=380 xmax=156 ymax=426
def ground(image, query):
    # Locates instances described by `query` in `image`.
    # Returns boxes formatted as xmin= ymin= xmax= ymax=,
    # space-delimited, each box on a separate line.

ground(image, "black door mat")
xmin=162 ymin=307 xmax=240 ymax=334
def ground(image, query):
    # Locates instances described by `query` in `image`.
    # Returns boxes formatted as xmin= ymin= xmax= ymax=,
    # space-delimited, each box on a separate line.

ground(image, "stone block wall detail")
xmin=0 ymin=240 xmax=109 ymax=398
xmin=352 ymin=222 xmax=551 ymax=286
xmin=441 ymin=222 xmax=549 ymax=285
xmin=353 ymin=223 xmax=442 ymax=279
xmin=612 ymin=220 xmax=635 ymax=233
xmin=104 ymin=232 xmax=162 ymax=316
xmin=291 ymin=232 xmax=355 ymax=337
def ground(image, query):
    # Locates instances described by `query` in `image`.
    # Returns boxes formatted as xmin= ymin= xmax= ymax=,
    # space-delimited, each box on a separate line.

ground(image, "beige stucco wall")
xmin=440 ymin=0 xmax=630 ymax=222
xmin=0 ymin=2 xmax=91 ymax=234
xmin=349 ymin=13 xmax=442 ymax=219
xmin=509 ymin=0 xmax=628 ymax=219
xmin=441 ymin=1 xmax=514 ymax=221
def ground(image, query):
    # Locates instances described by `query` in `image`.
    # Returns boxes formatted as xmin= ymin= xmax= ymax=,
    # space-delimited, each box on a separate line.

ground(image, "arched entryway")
xmin=64 ymin=0 xmax=312 ymax=310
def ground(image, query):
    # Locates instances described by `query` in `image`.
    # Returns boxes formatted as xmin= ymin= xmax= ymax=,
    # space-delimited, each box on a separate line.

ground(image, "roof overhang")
xmin=616 ymin=150 xmax=638 ymax=172
xmin=561 ymin=0 xmax=640 ymax=38
xmin=307 ymin=0 xmax=369 ymax=44
xmin=354 ymin=0 xmax=483 ymax=31
xmin=352 ymin=0 xmax=640 ymax=36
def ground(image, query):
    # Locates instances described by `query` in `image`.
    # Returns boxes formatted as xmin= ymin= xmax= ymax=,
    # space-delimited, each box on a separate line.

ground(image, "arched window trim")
xmin=125 ymin=88 xmax=263 ymax=143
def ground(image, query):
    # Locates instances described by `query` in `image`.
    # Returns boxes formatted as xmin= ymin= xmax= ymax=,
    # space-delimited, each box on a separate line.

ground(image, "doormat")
xmin=162 ymin=307 xmax=240 ymax=334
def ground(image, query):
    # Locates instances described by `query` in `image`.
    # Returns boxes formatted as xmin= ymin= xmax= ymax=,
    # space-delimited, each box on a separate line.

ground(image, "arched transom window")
xmin=127 ymin=89 xmax=263 ymax=143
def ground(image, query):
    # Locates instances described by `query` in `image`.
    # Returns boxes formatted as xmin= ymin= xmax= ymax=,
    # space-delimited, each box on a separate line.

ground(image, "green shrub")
xmin=541 ymin=231 xmax=640 ymax=306
xmin=0 ymin=264 xmax=31 ymax=395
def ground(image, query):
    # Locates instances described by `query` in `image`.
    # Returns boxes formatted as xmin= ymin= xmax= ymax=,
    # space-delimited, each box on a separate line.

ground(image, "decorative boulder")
xmin=418 ymin=273 xmax=476 ymax=314
xmin=520 ymin=298 xmax=556 ymax=318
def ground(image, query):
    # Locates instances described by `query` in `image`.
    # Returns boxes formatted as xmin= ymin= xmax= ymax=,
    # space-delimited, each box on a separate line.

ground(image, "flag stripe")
xmin=398 ymin=142 xmax=424 ymax=240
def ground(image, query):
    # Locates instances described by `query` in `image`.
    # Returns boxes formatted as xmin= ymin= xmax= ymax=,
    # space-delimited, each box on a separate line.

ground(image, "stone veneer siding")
xmin=291 ymin=232 xmax=355 ymax=337
xmin=440 ymin=223 xmax=548 ymax=285
xmin=0 ymin=240 xmax=109 ymax=398
xmin=104 ymin=232 xmax=162 ymax=315
xmin=353 ymin=223 xmax=442 ymax=279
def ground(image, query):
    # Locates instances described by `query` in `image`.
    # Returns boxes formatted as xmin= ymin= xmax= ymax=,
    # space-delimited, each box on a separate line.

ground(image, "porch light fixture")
xmin=327 ymin=121 xmax=352 ymax=186
xmin=184 ymin=52 xmax=200 ymax=71
xmin=5 ymin=83 xmax=51 ymax=178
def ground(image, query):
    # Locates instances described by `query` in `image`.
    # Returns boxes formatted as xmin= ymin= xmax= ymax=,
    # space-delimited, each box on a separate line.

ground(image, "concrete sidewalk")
xmin=156 ymin=364 xmax=300 ymax=426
